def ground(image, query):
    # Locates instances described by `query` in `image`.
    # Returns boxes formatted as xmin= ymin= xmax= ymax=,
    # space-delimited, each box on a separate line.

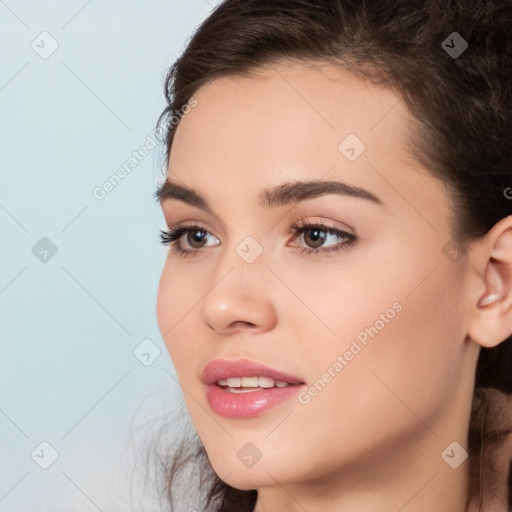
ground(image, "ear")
xmin=467 ymin=215 xmax=512 ymax=348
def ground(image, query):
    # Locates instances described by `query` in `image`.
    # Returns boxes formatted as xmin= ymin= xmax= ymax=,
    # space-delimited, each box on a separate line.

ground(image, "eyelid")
xmin=287 ymin=217 xmax=356 ymax=237
xmin=170 ymin=221 xmax=220 ymax=243
xmin=168 ymin=220 xmax=220 ymax=239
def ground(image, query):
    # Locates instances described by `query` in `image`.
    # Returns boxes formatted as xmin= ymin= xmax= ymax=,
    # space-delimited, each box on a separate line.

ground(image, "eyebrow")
xmin=155 ymin=178 xmax=384 ymax=213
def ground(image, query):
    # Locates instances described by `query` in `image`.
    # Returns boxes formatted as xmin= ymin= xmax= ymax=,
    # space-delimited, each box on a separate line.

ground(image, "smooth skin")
xmin=156 ymin=62 xmax=512 ymax=512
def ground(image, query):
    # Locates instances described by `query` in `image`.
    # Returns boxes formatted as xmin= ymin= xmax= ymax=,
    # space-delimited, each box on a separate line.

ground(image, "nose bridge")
xmin=199 ymin=231 xmax=278 ymax=333
xmin=225 ymin=226 xmax=271 ymax=284
xmin=215 ymin=211 xmax=269 ymax=276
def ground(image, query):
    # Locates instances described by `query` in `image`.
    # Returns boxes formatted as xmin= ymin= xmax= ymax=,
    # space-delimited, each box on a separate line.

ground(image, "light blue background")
xmin=0 ymin=1 xmax=220 ymax=510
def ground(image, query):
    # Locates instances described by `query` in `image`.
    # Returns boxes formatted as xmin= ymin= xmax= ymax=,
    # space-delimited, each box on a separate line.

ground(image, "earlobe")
xmin=468 ymin=217 xmax=512 ymax=348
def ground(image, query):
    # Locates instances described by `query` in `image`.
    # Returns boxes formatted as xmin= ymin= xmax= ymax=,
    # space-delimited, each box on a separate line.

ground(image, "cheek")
xmin=374 ymin=261 xmax=467 ymax=408
xmin=293 ymin=238 xmax=466 ymax=422
xmin=156 ymin=265 xmax=197 ymax=367
xmin=308 ymin=247 xmax=467 ymax=433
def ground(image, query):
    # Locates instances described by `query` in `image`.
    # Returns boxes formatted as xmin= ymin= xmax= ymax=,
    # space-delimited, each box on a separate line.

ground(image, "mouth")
xmin=201 ymin=358 xmax=305 ymax=418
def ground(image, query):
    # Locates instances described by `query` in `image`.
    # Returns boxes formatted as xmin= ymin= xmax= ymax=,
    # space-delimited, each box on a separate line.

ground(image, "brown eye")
xmin=186 ymin=229 xmax=208 ymax=249
xmin=159 ymin=224 xmax=220 ymax=257
xmin=303 ymin=227 xmax=327 ymax=249
xmin=289 ymin=221 xmax=357 ymax=256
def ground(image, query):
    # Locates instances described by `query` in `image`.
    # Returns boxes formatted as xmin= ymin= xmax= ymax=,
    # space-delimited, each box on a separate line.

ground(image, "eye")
xmin=288 ymin=220 xmax=357 ymax=256
xmin=159 ymin=224 xmax=220 ymax=257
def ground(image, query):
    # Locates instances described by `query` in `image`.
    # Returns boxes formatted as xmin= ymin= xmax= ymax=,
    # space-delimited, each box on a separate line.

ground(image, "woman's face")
xmin=156 ymin=63 xmax=478 ymax=500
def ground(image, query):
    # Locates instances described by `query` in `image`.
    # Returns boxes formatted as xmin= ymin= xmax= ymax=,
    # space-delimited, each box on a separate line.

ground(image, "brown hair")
xmin=156 ymin=1 xmax=512 ymax=510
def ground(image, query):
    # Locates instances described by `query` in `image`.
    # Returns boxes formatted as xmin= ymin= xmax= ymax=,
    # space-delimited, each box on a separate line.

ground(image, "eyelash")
xmin=159 ymin=220 xmax=357 ymax=258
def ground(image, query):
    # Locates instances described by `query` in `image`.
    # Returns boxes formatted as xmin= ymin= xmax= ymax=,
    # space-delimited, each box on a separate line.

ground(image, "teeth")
xmin=225 ymin=387 xmax=261 ymax=393
xmin=258 ymin=376 xmax=275 ymax=388
xmin=215 ymin=376 xmax=292 ymax=389
xmin=241 ymin=376 xmax=259 ymax=387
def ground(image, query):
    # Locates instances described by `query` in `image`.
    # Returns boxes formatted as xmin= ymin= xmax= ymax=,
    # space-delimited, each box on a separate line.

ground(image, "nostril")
xmin=230 ymin=321 xmax=256 ymax=329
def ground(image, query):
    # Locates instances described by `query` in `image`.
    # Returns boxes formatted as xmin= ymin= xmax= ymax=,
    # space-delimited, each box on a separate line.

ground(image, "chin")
xmin=215 ymin=467 xmax=275 ymax=491
xmin=204 ymin=442 xmax=308 ymax=491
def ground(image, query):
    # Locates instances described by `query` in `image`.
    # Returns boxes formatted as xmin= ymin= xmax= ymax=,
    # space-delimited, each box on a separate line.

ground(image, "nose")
xmin=199 ymin=255 xmax=278 ymax=335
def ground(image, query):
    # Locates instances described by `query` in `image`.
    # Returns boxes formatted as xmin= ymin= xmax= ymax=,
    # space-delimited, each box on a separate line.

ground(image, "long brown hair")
xmin=155 ymin=1 xmax=512 ymax=510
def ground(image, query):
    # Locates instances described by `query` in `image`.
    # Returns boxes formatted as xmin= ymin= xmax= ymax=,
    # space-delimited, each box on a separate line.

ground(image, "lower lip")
xmin=205 ymin=384 xmax=304 ymax=418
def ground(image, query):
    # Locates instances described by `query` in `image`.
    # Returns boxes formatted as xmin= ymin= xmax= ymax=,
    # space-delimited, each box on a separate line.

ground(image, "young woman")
xmin=154 ymin=1 xmax=512 ymax=510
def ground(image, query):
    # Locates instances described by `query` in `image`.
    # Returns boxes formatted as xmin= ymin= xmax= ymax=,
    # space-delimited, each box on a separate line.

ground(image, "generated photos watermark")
xmin=92 ymin=97 xmax=197 ymax=201
xmin=298 ymin=301 xmax=403 ymax=405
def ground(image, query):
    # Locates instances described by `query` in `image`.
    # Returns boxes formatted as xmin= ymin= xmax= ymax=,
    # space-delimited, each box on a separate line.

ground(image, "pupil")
xmin=307 ymin=228 xmax=325 ymax=248
xmin=189 ymin=230 xmax=205 ymax=247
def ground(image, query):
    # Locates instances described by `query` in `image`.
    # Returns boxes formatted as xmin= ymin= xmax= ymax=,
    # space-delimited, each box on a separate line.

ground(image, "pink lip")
xmin=201 ymin=358 xmax=304 ymax=385
xmin=201 ymin=358 xmax=305 ymax=418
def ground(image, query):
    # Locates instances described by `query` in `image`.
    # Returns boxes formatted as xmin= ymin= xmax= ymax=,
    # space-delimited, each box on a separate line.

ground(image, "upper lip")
xmin=201 ymin=358 xmax=304 ymax=385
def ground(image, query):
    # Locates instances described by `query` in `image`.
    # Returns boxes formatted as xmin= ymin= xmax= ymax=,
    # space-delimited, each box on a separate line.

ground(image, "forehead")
xmin=167 ymin=62 xmax=450 ymax=232
xmin=170 ymin=61 xmax=415 ymax=169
